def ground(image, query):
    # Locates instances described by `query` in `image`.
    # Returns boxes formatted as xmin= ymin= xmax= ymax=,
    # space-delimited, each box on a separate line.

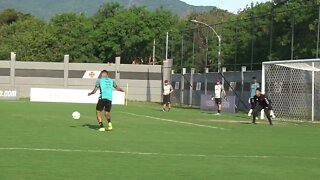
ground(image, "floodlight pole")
xmin=191 ymin=20 xmax=222 ymax=72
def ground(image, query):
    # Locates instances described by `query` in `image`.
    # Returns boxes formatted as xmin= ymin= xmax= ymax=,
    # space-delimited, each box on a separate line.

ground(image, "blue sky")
xmin=181 ymin=0 xmax=270 ymax=13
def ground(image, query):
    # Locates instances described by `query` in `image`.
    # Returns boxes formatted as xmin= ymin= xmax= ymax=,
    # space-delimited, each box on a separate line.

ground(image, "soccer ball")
xmin=72 ymin=111 xmax=80 ymax=120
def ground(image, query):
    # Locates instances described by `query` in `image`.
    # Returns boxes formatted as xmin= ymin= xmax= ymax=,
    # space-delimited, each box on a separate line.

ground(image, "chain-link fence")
xmin=170 ymin=69 xmax=261 ymax=111
xmin=263 ymin=59 xmax=320 ymax=121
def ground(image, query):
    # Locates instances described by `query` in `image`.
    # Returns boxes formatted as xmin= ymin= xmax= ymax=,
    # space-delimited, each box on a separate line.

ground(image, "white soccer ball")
xmin=72 ymin=111 xmax=81 ymax=120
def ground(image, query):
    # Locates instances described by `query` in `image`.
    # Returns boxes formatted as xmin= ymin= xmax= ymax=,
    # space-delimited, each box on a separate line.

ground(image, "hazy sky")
xmin=181 ymin=0 xmax=270 ymax=13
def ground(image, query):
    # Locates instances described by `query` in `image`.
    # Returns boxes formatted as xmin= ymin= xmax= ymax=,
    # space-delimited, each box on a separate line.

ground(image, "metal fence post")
xmin=222 ymin=67 xmax=227 ymax=87
xmin=63 ymin=55 xmax=69 ymax=88
xmin=115 ymin=57 xmax=121 ymax=84
xmin=239 ymin=66 xmax=247 ymax=109
xmin=180 ymin=68 xmax=186 ymax=105
xmin=162 ymin=59 xmax=173 ymax=82
xmin=241 ymin=66 xmax=246 ymax=96
xmin=204 ymin=68 xmax=209 ymax=95
xmin=10 ymin=52 xmax=16 ymax=87
xmin=189 ymin=68 xmax=195 ymax=106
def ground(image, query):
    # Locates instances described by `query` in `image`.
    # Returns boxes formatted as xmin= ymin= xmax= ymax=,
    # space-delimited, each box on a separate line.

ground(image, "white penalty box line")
xmin=122 ymin=112 xmax=227 ymax=130
xmin=0 ymin=147 xmax=319 ymax=160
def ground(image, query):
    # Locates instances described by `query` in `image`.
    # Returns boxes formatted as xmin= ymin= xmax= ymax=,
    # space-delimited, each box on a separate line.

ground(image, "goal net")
xmin=262 ymin=59 xmax=320 ymax=121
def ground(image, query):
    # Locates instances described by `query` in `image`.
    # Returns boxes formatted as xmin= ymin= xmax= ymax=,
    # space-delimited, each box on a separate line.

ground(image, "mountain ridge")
xmin=0 ymin=0 xmax=215 ymax=20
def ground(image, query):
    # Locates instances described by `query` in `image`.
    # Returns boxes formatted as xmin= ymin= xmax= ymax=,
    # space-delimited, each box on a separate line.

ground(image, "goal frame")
xmin=262 ymin=59 xmax=320 ymax=122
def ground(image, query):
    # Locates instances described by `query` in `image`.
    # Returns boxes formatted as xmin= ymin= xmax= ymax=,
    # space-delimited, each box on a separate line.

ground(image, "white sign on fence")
xmin=82 ymin=71 xmax=101 ymax=79
xmin=0 ymin=87 xmax=19 ymax=100
xmin=30 ymin=88 xmax=125 ymax=105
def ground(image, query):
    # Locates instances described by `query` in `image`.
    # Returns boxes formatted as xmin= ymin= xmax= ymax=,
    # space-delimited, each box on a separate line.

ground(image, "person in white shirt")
xmin=212 ymin=80 xmax=226 ymax=115
xmin=162 ymin=80 xmax=173 ymax=111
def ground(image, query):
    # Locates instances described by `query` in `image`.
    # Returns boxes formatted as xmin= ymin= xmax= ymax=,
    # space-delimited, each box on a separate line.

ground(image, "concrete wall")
xmin=0 ymin=53 xmax=172 ymax=102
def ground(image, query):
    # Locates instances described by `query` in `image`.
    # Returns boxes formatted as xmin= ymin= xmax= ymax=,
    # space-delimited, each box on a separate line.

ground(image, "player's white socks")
xmin=248 ymin=109 xmax=253 ymax=116
xmin=270 ymin=110 xmax=276 ymax=119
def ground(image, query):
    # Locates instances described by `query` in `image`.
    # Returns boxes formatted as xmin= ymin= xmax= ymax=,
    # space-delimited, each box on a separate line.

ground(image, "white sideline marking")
xmin=0 ymin=147 xmax=319 ymax=160
xmin=122 ymin=112 xmax=226 ymax=130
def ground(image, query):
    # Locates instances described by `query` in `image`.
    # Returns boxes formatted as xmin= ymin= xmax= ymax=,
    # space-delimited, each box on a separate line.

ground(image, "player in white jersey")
xmin=212 ymin=80 xmax=226 ymax=115
xmin=162 ymin=80 xmax=173 ymax=111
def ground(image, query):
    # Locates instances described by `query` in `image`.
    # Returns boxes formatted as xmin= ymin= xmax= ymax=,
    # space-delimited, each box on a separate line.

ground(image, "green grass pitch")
xmin=1 ymin=100 xmax=320 ymax=180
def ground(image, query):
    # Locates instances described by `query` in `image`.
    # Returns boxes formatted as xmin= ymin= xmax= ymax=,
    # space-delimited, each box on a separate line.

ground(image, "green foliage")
xmin=1 ymin=0 xmax=320 ymax=71
xmin=185 ymin=0 xmax=320 ymax=71
xmin=178 ymin=9 xmax=233 ymax=71
xmin=49 ymin=13 xmax=98 ymax=62
xmin=0 ymin=18 xmax=55 ymax=61
xmin=0 ymin=3 xmax=183 ymax=63
xmin=0 ymin=8 xmax=31 ymax=26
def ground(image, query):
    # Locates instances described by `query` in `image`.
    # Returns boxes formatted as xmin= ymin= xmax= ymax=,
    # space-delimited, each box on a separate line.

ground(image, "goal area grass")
xmin=1 ymin=100 xmax=320 ymax=180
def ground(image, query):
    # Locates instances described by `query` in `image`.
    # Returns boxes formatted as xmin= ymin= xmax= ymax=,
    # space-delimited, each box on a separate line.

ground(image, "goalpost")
xmin=262 ymin=59 xmax=320 ymax=121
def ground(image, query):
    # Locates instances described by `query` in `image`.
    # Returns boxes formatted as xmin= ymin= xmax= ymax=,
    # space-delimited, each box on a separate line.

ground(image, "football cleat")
xmin=107 ymin=123 xmax=113 ymax=131
xmin=248 ymin=109 xmax=253 ymax=117
xmin=98 ymin=127 xmax=105 ymax=132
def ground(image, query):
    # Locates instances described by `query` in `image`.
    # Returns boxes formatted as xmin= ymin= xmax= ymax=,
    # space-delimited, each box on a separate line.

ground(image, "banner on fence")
xmin=82 ymin=71 xmax=100 ymax=79
xmin=200 ymin=95 xmax=236 ymax=113
xmin=30 ymin=88 xmax=125 ymax=104
xmin=0 ymin=87 xmax=19 ymax=100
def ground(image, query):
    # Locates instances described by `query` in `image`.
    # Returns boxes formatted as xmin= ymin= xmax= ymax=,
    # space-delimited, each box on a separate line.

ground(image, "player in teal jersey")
xmin=248 ymin=77 xmax=260 ymax=116
xmin=88 ymin=70 xmax=124 ymax=132
xmin=248 ymin=77 xmax=275 ymax=118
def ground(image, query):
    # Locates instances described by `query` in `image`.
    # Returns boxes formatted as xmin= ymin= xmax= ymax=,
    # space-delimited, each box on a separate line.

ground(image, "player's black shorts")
xmin=163 ymin=95 xmax=171 ymax=104
xmin=215 ymin=98 xmax=222 ymax=104
xmin=96 ymin=99 xmax=112 ymax=112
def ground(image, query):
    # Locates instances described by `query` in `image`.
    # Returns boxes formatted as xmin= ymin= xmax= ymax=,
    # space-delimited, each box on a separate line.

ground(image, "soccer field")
xmin=1 ymin=100 xmax=320 ymax=180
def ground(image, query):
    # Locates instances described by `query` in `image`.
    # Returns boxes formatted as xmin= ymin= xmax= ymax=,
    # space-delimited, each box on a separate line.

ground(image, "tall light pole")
xmin=191 ymin=20 xmax=222 ymax=72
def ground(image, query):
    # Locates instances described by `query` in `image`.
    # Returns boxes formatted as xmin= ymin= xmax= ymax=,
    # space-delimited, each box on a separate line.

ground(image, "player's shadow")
xmin=69 ymin=124 xmax=100 ymax=130
xmin=82 ymin=124 xmax=100 ymax=130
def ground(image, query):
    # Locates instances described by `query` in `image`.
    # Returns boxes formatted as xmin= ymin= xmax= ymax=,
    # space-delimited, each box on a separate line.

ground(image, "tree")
xmin=93 ymin=4 xmax=181 ymax=64
xmin=49 ymin=13 xmax=98 ymax=62
xmin=0 ymin=9 xmax=31 ymax=26
xmin=0 ymin=18 xmax=55 ymax=61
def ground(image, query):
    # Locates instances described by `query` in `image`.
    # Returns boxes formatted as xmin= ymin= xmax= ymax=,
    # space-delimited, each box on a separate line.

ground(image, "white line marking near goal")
xmin=0 ymin=147 xmax=319 ymax=160
xmin=0 ymin=147 xmax=205 ymax=157
xmin=122 ymin=112 xmax=226 ymax=130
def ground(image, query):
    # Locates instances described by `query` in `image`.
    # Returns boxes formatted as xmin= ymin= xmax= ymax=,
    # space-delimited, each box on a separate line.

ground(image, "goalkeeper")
xmin=252 ymin=88 xmax=275 ymax=125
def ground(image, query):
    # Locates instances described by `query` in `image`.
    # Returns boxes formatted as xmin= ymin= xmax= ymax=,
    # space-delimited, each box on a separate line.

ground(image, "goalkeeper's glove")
xmin=270 ymin=110 xmax=276 ymax=119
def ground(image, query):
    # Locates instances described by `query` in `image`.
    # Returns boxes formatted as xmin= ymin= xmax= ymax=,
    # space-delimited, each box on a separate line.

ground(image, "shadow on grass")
xmin=82 ymin=124 xmax=100 ymax=130
xmin=70 ymin=124 xmax=100 ymax=130
xmin=240 ymin=122 xmax=253 ymax=125
xmin=201 ymin=111 xmax=249 ymax=119
xmin=173 ymin=106 xmax=200 ymax=110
